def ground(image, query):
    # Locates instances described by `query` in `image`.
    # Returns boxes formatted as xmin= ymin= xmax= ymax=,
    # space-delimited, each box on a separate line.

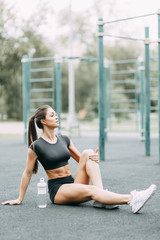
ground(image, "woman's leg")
xmin=54 ymin=183 xmax=132 ymax=205
xmin=74 ymin=149 xmax=103 ymax=189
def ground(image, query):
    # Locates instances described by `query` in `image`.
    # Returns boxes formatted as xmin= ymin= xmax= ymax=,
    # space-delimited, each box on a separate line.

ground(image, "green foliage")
xmin=0 ymin=0 xmax=54 ymax=120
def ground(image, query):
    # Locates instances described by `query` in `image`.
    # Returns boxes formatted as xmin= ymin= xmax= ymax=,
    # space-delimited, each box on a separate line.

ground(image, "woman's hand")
xmin=89 ymin=148 xmax=99 ymax=163
xmin=1 ymin=198 xmax=22 ymax=206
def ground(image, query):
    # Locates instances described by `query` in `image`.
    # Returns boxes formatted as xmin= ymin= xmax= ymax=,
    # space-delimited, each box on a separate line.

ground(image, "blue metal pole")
xmin=52 ymin=58 xmax=55 ymax=110
xmin=139 ymin=58 xmax=145 ymax=140
xmin=98 ymin=18 xmax=105 ymax=160
xmin=21 ymin=55 xmax=29 ymax=144
xmin=157 ymin=9 xmax=160 ymax=163
xmin=134 ymin=61 xmax=138 ymax=131
xmin=104 ymin=67 xmax=107 ymax=140
xmin=144 ymin=27 xmax=150 ymax=156
xmin=108 ymin=65 xmax=112 ymax=131
xmin=56 ymin=58 xmax=62 ymax=131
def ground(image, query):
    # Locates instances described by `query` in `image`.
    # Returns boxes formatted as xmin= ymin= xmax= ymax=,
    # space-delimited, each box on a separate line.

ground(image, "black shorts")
xmin=48 ymin=175 xmax=74 ymax=203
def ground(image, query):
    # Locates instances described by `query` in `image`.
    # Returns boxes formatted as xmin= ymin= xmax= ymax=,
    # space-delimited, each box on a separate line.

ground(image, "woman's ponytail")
xmin=28 ymin=115 xmax=38 ymax=174
xmin=27 ymin=105 xmax=51 ymax=174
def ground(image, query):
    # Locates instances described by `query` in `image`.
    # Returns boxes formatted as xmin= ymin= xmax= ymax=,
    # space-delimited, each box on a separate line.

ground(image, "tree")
xmin=0 ymin=0 xmax=54 ymax=120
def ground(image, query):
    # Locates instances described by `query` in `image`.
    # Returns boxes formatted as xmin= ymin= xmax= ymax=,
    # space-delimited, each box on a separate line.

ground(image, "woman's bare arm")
xmin=69 ymin=141 xmax=99 ymax=164
xmin=2 ymin=149 xmax=38 ymax=205
xmin=68 ymin=141 xmax=81 ymax=163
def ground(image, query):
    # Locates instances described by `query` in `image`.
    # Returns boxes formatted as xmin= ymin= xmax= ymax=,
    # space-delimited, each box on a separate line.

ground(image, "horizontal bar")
xmin=30 ymin=98 xmax=53 ymax=103
xmin=111 ymin=109 xmax=136 ymax=113
xmin=150 ymin=106 xmax=158 ymax=111
xmin=111 ymin=99 xmax=136 ymax=103
xmin=111 ymin=79 xmax=135 ymax=84
xmin=150 ymin=87 xmax=158 ymax=91
xmin=30 ymin=78 xmax=53 ymax=83
xmin=150 ymin=97 xmax=158 ymax=101
xmin=29 ymin=57 xmax=54 ymax=62
xmin=150 ymin=68 xmax=158 ymax=72
xmin=109 ymin=59 xmax=137 ymax=64
xmin=150 ymin=56 xmax=158 ymax=61
xmin=30 ymin=68 xmax=53 ymax=72
xmin=112 ymin=89 xmax=135 ymax=93
xmin=150 ymin=78 xmax=158 ymax=82
xmin=31 ymin=88 xmax=53 ymax=93
xmin=110 ymin=118 xmax=137 ymax=122
xmin=63 ymin=56 xmax=98 ymax=62
xmin=103 ymin=34 xmax=144 ymax=42
xmin=103 ymin=12 xmax=155 ymax=25
xmin=111 ymin=70 xmax=135 ymax=74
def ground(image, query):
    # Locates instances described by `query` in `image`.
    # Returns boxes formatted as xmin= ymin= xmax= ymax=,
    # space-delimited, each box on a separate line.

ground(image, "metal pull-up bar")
xmin=98 ymin=12 xmax=156 ymax=25
xmin=97 ymin=10 xmax=160 ymax=162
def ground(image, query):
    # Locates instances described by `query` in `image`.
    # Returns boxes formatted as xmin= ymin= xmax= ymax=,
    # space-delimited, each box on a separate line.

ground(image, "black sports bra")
xmin=29 ymin=134 xmax=71 ymax=170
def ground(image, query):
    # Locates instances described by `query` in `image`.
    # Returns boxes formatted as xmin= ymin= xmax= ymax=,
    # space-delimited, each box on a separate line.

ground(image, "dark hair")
xmin=28 ymin=105 xmax=51 ymax=174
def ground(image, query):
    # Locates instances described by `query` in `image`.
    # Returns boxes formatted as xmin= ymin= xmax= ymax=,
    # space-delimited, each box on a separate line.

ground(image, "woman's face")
xmin=43 ymin=107 xmax=59 ymax=129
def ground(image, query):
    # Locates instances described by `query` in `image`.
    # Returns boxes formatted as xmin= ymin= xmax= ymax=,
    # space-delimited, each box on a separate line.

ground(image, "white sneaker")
xmin=93 ymin=188 xmax=119 ymax=209
xmin=129 ymin=184 xmax=157 ymax=213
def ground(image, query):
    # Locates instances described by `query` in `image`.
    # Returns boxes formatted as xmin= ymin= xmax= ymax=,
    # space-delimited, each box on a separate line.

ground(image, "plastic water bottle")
xmin=37 ymin=178 xmax=47 ymax=208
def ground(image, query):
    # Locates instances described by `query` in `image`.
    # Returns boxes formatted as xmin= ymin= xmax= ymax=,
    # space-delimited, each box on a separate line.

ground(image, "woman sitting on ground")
xmin=2 ymin=105 xmax=156 ymax=213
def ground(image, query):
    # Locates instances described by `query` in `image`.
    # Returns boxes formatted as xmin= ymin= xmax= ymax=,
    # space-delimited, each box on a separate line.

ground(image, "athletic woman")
xmin=2 ymin=105 xmax=156 ymax=213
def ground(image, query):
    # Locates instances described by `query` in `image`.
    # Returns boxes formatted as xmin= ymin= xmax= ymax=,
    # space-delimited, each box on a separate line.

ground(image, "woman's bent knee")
xmin=82 ymin=149 xmax=94 ymax=156
xmin=79 ymin=149 xmax=94 ymax=167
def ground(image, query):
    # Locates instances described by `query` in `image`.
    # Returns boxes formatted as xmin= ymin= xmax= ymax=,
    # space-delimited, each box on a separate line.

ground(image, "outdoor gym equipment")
xmin=97 ymin=10 xmax=160 ymax=162
xmin=22 ymin=55 xmax=61 ymax=143
xmin=22 ymin=55 xmax=98 ymax=143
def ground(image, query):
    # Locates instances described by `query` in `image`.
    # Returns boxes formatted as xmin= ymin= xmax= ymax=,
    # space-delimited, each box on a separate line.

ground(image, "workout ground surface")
xmin=0 ymin=135 xmax=160 ymax=240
